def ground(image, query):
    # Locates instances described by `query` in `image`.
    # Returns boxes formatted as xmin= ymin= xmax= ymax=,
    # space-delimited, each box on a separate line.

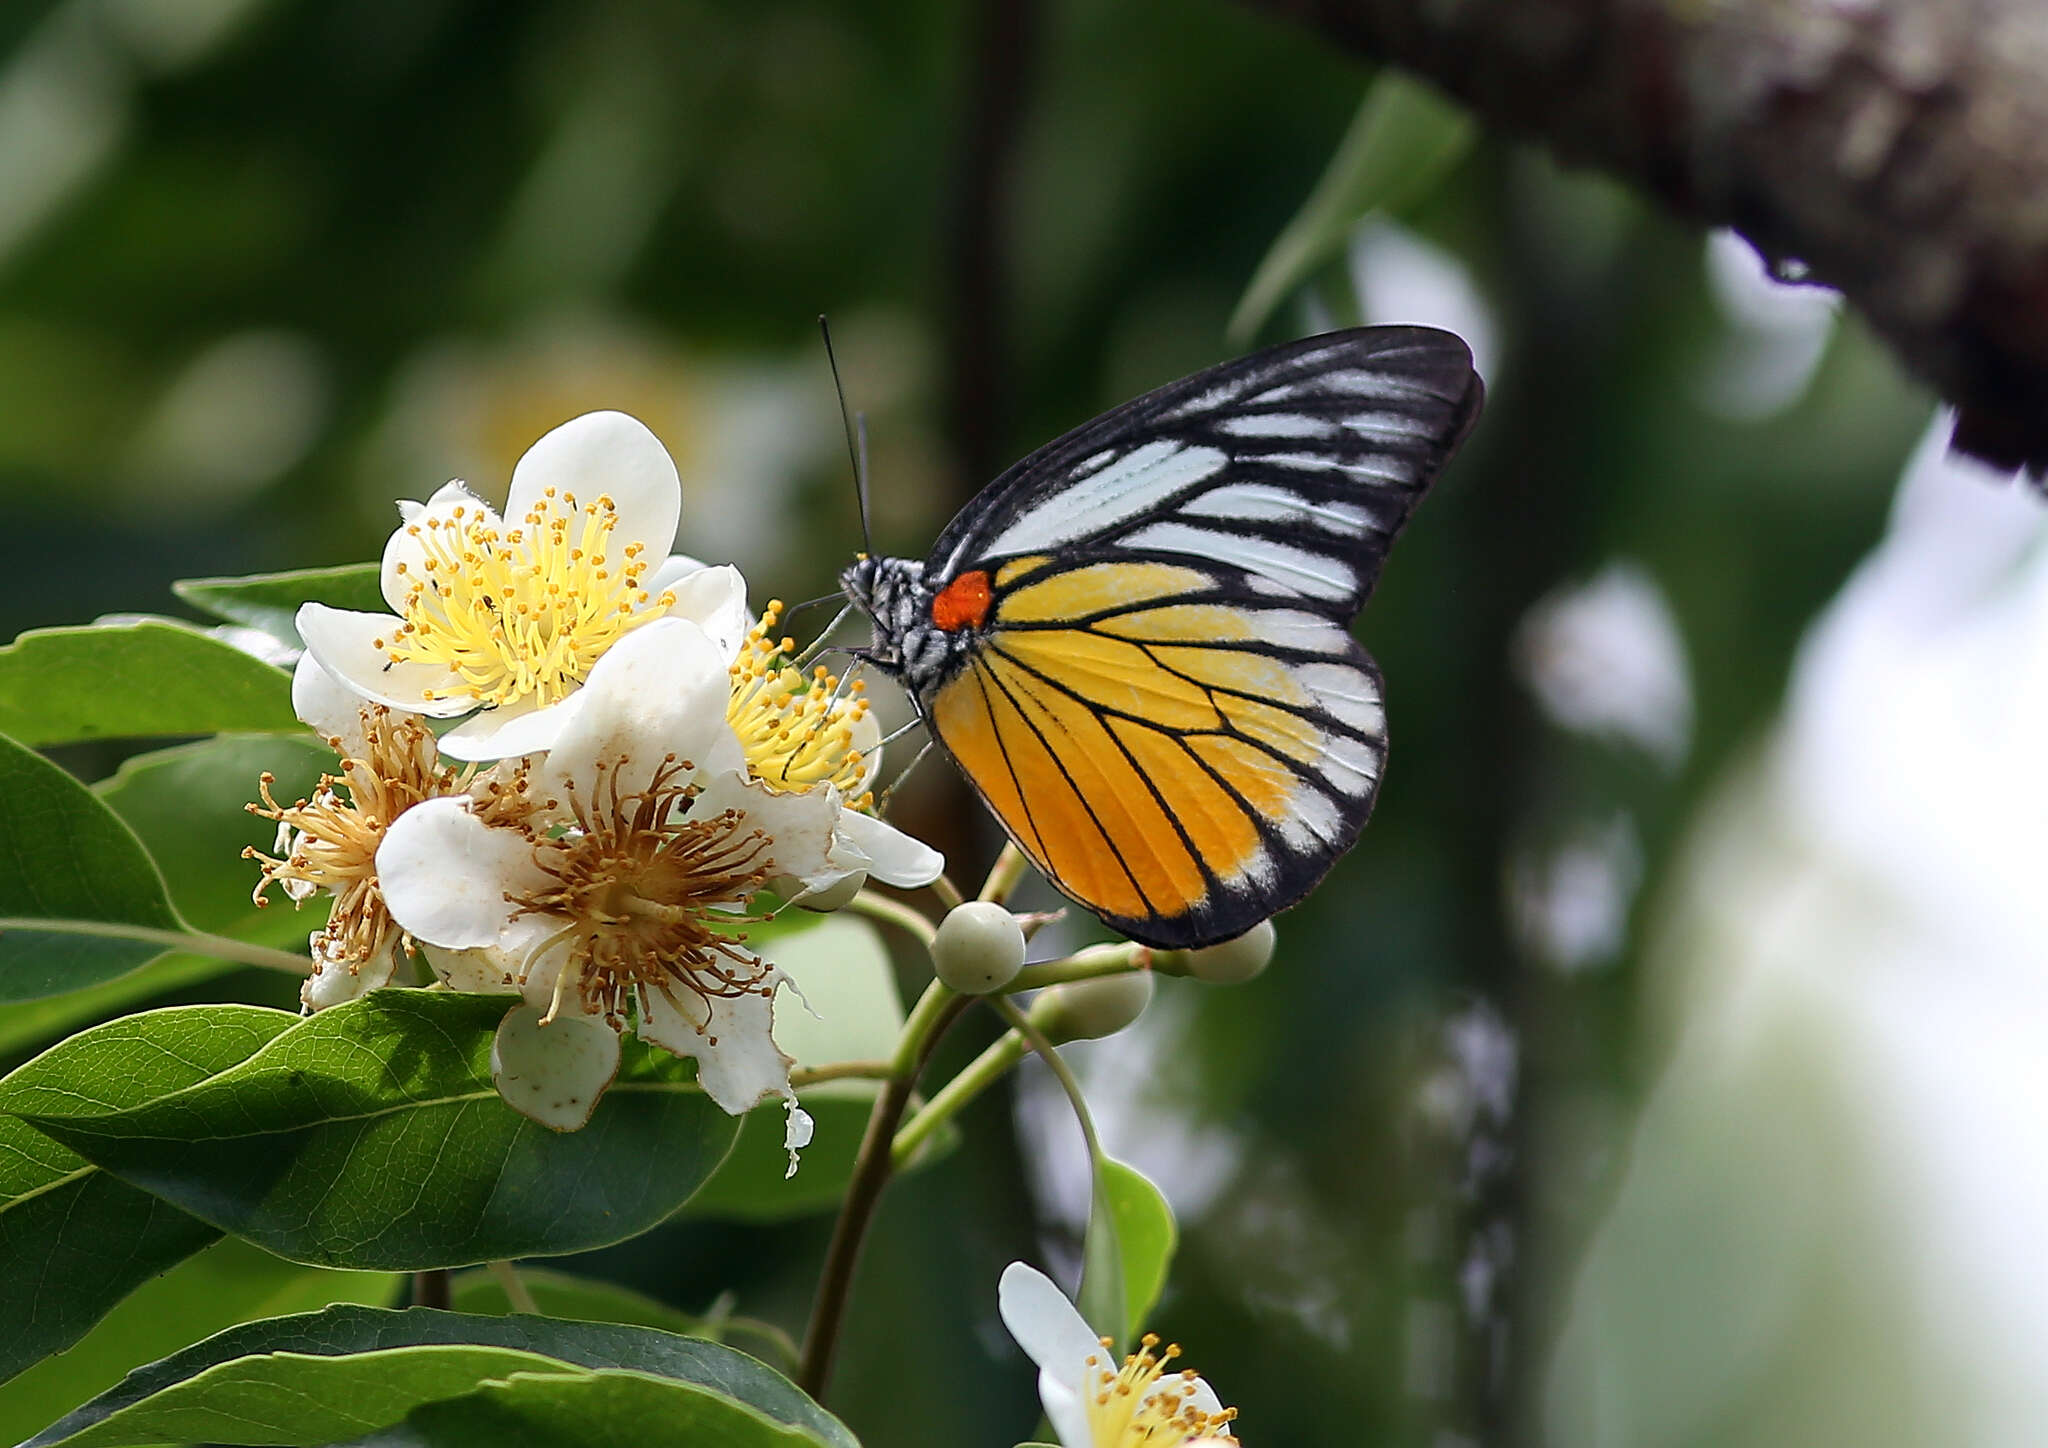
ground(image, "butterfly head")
xmin=840 ymin=553 xmax=972 ymax=700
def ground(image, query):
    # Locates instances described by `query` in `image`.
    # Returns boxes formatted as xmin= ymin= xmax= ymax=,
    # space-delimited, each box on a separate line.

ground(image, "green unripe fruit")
xmin=1034 ymin=970 xmax=1154 ymax=1041
xmin=1183 ymin=919 xmax=1275 ymax=984
xmin=932 ymin=900 xmax=1027 ymax=993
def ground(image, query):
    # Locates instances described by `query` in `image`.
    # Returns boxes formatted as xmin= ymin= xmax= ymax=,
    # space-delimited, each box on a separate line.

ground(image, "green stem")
xmin=0 ymin=918 xmax=312 ymax=975
xmin=789 ymin=1059 xmax=894 ymax=1088
xmin=847 ymin=891 xmax=938 ymax=950
xmin=928 ymin=873 xmax=966 ymax=912
xmin=977 ymin=842 xmax=1030 ymax=904
xmin=797 ymin=981 xmax=972 ymax=1400
xmin=990 ymin=995 xmax=1103 ymax=1161
xmin=487 ymin=1260 xmax=539 ymax=1314
xmin=1005 ymin=940 xmax=1154 ymax=993
xmin=890 ymin=979 xmax=958 ymax=1076
xmin=890 ymin=1027 xmax=1027 ymax=1168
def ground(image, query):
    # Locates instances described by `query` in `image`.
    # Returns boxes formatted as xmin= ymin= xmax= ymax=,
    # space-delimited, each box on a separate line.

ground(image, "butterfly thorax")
xmin=841 ymin=554 xmax=984 ymax=705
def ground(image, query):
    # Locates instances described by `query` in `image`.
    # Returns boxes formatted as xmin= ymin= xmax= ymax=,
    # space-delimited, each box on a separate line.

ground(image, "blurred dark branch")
xmin=1239 ymin=0 xmax=2048 ymax=476
xmin=946 ymin=0 xmax=1039 ymax=491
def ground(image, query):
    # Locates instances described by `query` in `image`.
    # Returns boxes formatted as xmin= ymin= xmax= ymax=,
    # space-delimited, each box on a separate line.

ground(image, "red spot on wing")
xmin=931 ymin=570 xmax=994 ymax=632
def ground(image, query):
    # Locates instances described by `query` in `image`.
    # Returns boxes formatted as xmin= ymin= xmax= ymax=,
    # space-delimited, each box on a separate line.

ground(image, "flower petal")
xmin=377 ymin=797 xmax=543 ymax=949
xmin=296 ymin=604 xmax=469 ymax=718
xmin=1038 ymin=1373 xmax=1094 ymax=1448
xmin=845 ymin=702 xmax=884 ymax=796
xmin=381 ymin=481 xmax=498 ymax=613
xmin=421 ymin=943 xmax=519 ymax=995
xmin=646 ymin=552 xmax=707 ymax=593
xmin=301 ymin=942 xmax=399 ymax=1012
xmin=639 ymin=974 xmax=792 ymax=1115
xmin=491 ymin=1003 xmax=622 ymax=1131
xmin=506 ymin=411 xmax=680 ymax=561
xmin=693 ymin=772 xmax=843 ymax=892
xmin=998 ymin=1261 xmax=1105 ymax=1389
xmin=660 ymin=562 xmax=751 ymax=657
xmin=832 ymin=808 xmax=945 ymax=888
xmin=538 ymin=618 xmax=744 ymax=801
xmin=435 ymin=691 xmax=579 ymax=762
xmin=292 ymin=651 xmax=374 ymax=756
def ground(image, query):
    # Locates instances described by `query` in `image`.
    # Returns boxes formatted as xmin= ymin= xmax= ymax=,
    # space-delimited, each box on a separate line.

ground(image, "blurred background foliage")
xmin=8 ymin=0 xmax=2035 ymax=1445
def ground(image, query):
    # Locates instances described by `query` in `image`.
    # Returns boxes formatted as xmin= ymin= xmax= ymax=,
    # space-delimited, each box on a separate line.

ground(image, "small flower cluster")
xmin=251 ymin=411 xmax=941 ymax=1134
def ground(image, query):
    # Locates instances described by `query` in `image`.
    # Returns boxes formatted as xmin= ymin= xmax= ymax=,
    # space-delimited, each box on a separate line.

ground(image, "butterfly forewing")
xmin=929 ymin=327 xmax=1480 ymax=614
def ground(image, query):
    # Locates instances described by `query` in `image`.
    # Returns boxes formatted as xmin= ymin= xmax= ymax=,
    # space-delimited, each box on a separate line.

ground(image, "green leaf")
xmin=174 ymin=564 xmax=385 ymax=651
xmin=0 ymin=733 xmax=192 ymax=1004
xmin=0 ymin=1006 xmax=299 ymax=1385
xmin=1077 ymin=1166 xmax=1128 ymax=1351
xmin=1228 ymin=71 xmax=1476 ymax=344
xmin=448 ymin=1269 xmax=704 ymax=1334
xmin=24 ymin=1305 xmax=856 ymax=1448
xmin=1 ymin=992 xmax=742 ymax=1269
xmin=0 ymin=1236 xmax=396 ymax=1446
xmin=449 ymin=1269 xmax=798 ymax=1370
xmin=0 ymin=954 xmax=236 ymax=1060
xmin=1078 ymin=1157 xmax=1179 ymax=1349
xmin=687 ymin=914 xmax=904 ymax=1221
xmin=0 ymin=622 xmax=297 ymax=746
xmin=1098 ymin=1157 xmax=1177 ymax=1334
xmin=96 ymin=733 xmax=333 ymax=938
xmin=347 ymin=1367 xmax=842 ymax=1448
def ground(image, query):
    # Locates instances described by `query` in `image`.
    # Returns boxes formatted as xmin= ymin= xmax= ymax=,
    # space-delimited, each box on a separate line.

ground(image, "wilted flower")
xmin=297 ymin=410 xmax=745 ymax=761
xmin=999 ymin=1261 xmax=1238 ymax=1447
xmin=246 ymin=654 xmax=532 ymax=1011
xmin=376 ymin=617 xmax=860 ymax=1131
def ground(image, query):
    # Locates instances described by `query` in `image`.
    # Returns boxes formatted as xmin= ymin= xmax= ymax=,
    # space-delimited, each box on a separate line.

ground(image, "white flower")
xmin=246 ymin=653 xmax=533 ymax=1011
xmin=998 ymin=1262 xmax=1238 ymax=1447
xmin=375 ymin=616 xmax=854 ymax=1130
xmin=723 ymin=599 xmax=943 ymax=895
xmin=297 ymin=410 xmax=749 ymax=762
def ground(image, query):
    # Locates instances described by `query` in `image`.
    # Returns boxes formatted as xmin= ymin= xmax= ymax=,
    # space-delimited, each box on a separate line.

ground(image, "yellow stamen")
xmin=727 ymin=600 xmax=874 ymax=802
xmin=384 ymin=489 xmax=675 ymax=710
xmin=1081 ymin=1333 xmax=1239 ymax=1447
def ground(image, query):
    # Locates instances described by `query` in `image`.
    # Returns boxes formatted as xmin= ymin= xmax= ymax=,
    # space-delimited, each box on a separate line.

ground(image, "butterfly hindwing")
xmin=926 ymin=554 xmax=1390 ymax=948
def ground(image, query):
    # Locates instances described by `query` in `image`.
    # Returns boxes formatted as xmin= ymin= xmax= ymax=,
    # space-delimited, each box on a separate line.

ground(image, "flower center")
xmin=246 ymin=706 xmax=476 ymax=971
xmin=1081 ymin=1335 xmax=1239 ymax=1448
xmin=379 ymin=488 xmax=675 ymax=709
xmin=728 ymin=600 xmax=873 ymax=802
xmin=511 ymin=755 xmax=777 ymax=1027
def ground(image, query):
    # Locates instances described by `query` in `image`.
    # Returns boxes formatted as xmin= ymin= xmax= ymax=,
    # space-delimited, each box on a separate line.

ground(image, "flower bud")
xmin=932 ymin=899 xmax=1027 ymax=993
xmin=1183 ymin=919 xmax=1275 ymax=984
xmin=1033 ymin=970 xmax=1153 ymax=1041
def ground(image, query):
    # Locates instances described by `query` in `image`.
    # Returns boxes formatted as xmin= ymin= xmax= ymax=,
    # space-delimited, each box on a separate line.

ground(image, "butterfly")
xmin=842 ymin=326 xmax=1483 ymax=949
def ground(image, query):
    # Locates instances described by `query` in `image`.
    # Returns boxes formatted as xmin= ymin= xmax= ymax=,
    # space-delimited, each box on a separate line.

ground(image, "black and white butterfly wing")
xmin=925 ymin=326 xmax=1482 ymax=612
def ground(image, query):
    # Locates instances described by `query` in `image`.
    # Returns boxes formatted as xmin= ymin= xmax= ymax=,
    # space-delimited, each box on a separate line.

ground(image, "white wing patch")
xmin=1120 ymin=522 xmax=1356 ymax=601
xmin=979 ymin=440 xmax=1225 ymax=560
xmin=1179 ymin=483 xmax=1371 ymax=533
xmin=1216 ymin=412 xmax=1336 ymax=439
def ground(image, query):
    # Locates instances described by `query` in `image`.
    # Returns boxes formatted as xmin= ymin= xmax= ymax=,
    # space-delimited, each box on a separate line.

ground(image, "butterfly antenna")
xmin=791 ymin=602 xmax=855 ymax=668
xmin=819 ymin=315 xmax=874 ymax=558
